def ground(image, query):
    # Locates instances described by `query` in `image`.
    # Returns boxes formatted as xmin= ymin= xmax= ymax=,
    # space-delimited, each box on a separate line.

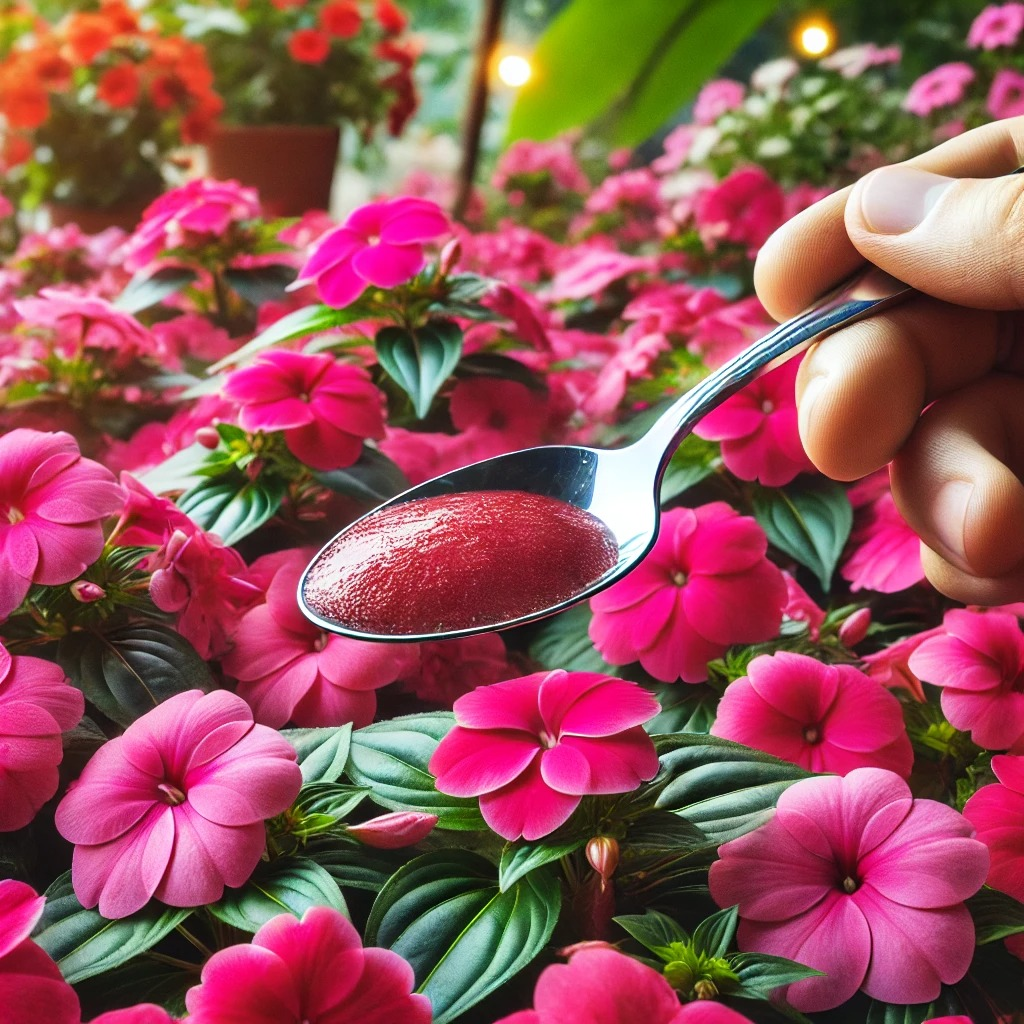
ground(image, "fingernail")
xmin=857 ymin=167 xmax=954 ymax=234
xmin=798 ymin=374 xmax=827 ymax=443
xmin=934 ymin=479 xmax=973 ymax=565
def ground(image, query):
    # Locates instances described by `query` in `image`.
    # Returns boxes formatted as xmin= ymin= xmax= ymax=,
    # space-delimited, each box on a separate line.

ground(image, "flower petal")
xmin=479 ymin=757 xmax=580 ymax=841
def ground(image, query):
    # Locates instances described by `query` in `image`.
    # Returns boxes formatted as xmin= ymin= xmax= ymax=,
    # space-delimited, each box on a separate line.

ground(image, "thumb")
xmin=845 ymin=165 xmax=1024 ymax=310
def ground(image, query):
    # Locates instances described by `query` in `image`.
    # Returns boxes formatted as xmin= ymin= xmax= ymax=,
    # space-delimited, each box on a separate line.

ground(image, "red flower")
xmin=321 ymin=0 xmax=362 ymax=38
xmin=97 ymin=63 xmax=139 ymax=108
xmin=288 ymin=28 xmax=331 ymax=64
xmin=376 ymin=0 xmax=409 ymax=34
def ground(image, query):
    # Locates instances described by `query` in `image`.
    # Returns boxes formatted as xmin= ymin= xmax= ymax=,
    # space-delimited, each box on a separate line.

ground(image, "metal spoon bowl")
xmin=299 ymin=264 xmax=913 ymax=643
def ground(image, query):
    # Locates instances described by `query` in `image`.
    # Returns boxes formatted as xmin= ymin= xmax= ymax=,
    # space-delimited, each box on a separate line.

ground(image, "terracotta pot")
xmin=204 ymin=123 xmax=341 ymax=217
xmin=46 ymin=193 xmax=156 ymax=233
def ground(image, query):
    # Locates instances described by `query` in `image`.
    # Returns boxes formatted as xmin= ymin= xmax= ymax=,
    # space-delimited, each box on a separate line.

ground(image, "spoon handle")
xmin=638 ymin=263 xmax=914 ymax=469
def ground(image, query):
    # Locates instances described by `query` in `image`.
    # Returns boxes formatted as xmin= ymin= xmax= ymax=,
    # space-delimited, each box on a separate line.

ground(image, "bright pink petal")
xmin=315 ymin=258 xmax=368 ymax=308
xmin=540 ymin=672 xmax=658 ymax=736
xmin=479 ymin=757 xmax=581 ymax=841
xmin=429 ymin=726 xmax=540 ymax=797
xmin=351 ymin=241 xmax=425 ymax=287
xmin=683 ymin=563 xmax=784 ymax=645
xmin=186 ymin=943 xmax=300 ymax=1023
xmin=0 ymin=880 xmax=45 ymax=958
xmin=0 ymin=939 xmax=80 ymax=1024
xmin=380 ymin=198 xmax=449 ymax=243
xmin=297 ymin=226 xmax=363 ymax=279
xmin=542 ymin=729 xmax=659 ymax=795
xmin=454 ymin=674 xmax=545 ymax=732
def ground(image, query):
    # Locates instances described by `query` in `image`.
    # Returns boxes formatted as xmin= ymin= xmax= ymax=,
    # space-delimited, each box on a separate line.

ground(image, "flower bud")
xmin=70 ymin=580 xmax=106 ymax=603
xmin=195 ymin=426 xmax=221 ymax=449
xmin=585 ymin=836 xmax=619 ymax=887
xmin=694 ymin=979 xmax=718 ymax=1000
xmin=839 ymin=607 xmax=872 ymax=647
xmin=346 ymin=811 xmax=438 ymax=849
xmin=438 ymin=237 xmax=462 ymax=277
xmin=664 ymin=960 xmax=695 ymax=991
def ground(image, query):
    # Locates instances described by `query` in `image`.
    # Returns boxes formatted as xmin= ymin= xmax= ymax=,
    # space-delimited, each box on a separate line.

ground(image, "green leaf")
xmin=223 ymin=264 xmax=296 ymax=305
xmin=968 ymin=887 xmax=1024 ymax=944
xmin=529 ymin=604 xmax=620 ymax=675
xmin=281 ymin=724 xmax=352 ymax=784
xmin=365 ymin=850 xmax=561 ymax=1024
xmin=614 ymin=910 xmax=690 ymax=953
xmin=209 ymin=857 xmax=347 ymax=933
xmin=645 ymin=684 xmax=717 ymax=734
xmin=454 ymin=353 xmax=547 ymax=392
xmin=752 ymin=478 xmax=853 ymax=590
xmin=729 ymin=951 xmax=824 ymax=1000
xmin=314 ymin=445 xmax=409 ymax=505
xmin=292 ymin=782 xmax=369 ymax=822
xmin=659 ymin=434 xmax=719 ymax=505
xmin=692 ymin=905 xmax=737 ymax=959
xmin=177 ymin=470 xmax=286 ymax=546
xmin=499 ymin=836 xmax=586 ymax=892
xmin=56 ymin=624 xmax=214 ymax=728
xmin=654 ymin=733 xmax=812 ymax=843
xmin=34 ymin=872 xmax=191 ymax=984
xmin=138 ymin=441 xmax=214 ymax=495
xmin=346 ymin=713 xmax=486 ymax=831
xmin=304 ymin=836 xmax=406 ymax=894
xmin=862 ymin=997 xmax=955 ymax=1024
xmin=621 ymin=808 xmax=709 ymax=855
xmin=375 ymin=320 xmax=463 ymax=419
xmin=114 ymin=267 xmax=197 ymax=313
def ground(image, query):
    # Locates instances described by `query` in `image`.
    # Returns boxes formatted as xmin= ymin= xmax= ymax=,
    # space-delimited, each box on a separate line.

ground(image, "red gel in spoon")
xmin=302 ymin=490 xmax=619 ymax=635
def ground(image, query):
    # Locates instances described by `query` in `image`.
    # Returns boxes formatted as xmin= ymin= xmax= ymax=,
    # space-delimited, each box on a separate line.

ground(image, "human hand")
xmin=755 ymin=116 xmax=1024 ymax=605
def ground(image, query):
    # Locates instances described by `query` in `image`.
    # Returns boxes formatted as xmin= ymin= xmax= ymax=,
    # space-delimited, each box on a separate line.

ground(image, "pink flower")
xmin=0 ymin=429 xmax=124 ymax=620
xmin=223 ymin=549 xmax=416 ymax=728
xmin=492 ymin=947 xmax=756 ymax=1024
xmin=908 ymin=610 xmax=1024 ymax=750
xmin=429 ymin=670 xmax=659 ymax=841
xmin=709 ymin=768 xmax=989 ymax=1011
xmin=820 ymin=43 xmax=901 ymax=78
xmin=492 ymin=138 xmax=590 ymax=193
xmin=90 ymin=1007 xmax=178 ymax=1023
xmin=398 ymin=632 xmax=508 ymax=707
xmin=294 ymin=196 xmax=450 ymax=308
xmin=695 ymin=167 xmax=785 ymax=255
xmin=964 ymin=754 xmax=1024 ymax=903
xmin=903 ymin=63 xmax=975 ymax=116
xmin=546 ymin=247 xmax=656 ymax=303
xmin=693 ymin=358 xmax=812 ymax=486
xmin=223 ymin=350 xmax=386 ymax=471
xmin=693 ymin=79 xmax=745 ymax=125
xmin=862 ymin=626 xmax=942 ymax=703
xmin=967 ymin=3 xmax=1024 ymax=48
xmin=55 ymin=689 xmax=302 ymax=919
xmin=449 ymin=376 xmax=548 ymax=453
xmin=0 ymin=645 xmax=84 ymax=831
xmin=590 ymin=503 xmax=786 ymax=683
xmin=185 ymin=906 xmax=431 ymax=1023
xmin=0 ymin=880 xmax=81 ymax=1024
xmin=123 ymin=178 xmax=261 ymax=272
xmin=781 ymin=572 xmax=825 ymax=640
xmin=346 ymin=810 xmax=438 ymax=849
xmin=922 ymin=1018 xmax=973 ymax=1024
xmin=711 ymin=652 xmax=913 ymax=777
xmin=987 ymin=68 xmax=1024 ymax=120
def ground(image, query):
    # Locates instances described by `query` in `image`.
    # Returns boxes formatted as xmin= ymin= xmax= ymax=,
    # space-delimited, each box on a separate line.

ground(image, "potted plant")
xmin=153 ymin=0 xmax=420 ymax=216
xmin=0 ymin=0 xmax=222 ymax=231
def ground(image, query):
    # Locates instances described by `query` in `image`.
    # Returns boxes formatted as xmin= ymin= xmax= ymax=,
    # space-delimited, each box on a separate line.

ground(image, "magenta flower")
xmin=294 ymin=196 xmax=450 ymax=308
xmin=55 ymin=689 xmax=302 ymax=919
xmin=90 ymin=1007 xmax=178 ymax=1023
xmin=491 ymin=947 xmax=756 ymax=1024
xmin=693 ymin=79 xmax=745 ymax=125
xmin=695 ymin=167 xmax=785 ymax=255
xmin=709 ymin=768 xmax=989 ymax=1011
xmin=223 ymin=350 xmax=386 ymax=471
xmin=0 ymin=428 xmax=123 ymax=620
xmin=781 ymin=572 xmax=826 ymax=641
xmin=987 ymin=68 xmax=1024 ymax=120
xmin=0 ymin=644 xmax=84 ymax=831
xmin=693 ymin=359 xmax=812 ymax=486
xmin=711 ymin=652 xmax=913 ymax=777
xmin=967 ymin=3 xmax=1024 ymax=48
xmin=903 ymin=63 xmax=975 ymax=116
xmin=589 ymin=503 xmax=786 ymax=683
xmin=964 ymin=754 xmax=1024 ymax=904
xmin=429 ymin=670 xmax=660 ymax=841
xmin=223 ymin=549 xmax=415 ymax=728
xmin=862 ymin=626 xmax=943 ymax=702
xmin=908 ymin=610 xmax=1024 ymax=750
xmin=185 ymin=906 xmax=431 ymax=1024
xmin=0 ymin=880 xmax=80 ymax=1024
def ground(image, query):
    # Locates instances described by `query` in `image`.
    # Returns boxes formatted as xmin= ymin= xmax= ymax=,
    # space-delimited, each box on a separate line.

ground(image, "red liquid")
xmin=302 ymin=490 xmax=619 ymax=635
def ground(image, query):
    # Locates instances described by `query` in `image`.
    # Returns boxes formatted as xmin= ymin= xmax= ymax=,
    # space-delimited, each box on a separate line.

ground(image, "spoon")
xmin=299 ymin=263 xmax=913 ymax=642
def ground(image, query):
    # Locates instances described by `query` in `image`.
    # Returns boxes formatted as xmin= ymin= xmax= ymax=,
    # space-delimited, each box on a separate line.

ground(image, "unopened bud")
xmin=694 ymin=979 xmax=718 ymax=1000
xmin=839 ymin=607 xmax=872 ymax=647
xmin=195 ymin=426 xmax=221 ymax=449
xmin=664 ymin=961 xmax=695 ymax=991
xmin=585 ymin=836 xmax=619 ymax=887
xmin=556 ymin=940 xmax=618 ymax=959
xmin=70 ymin=580 xmax=106 ymax=603
xmin=438 ymin=237 xmax=462 ymax=277
xmin=346 ymin=811 xmax=438 ymax=849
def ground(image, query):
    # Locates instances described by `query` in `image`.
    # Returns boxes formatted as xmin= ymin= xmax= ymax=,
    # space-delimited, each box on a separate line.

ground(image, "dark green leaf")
xmin=114 ymin=267 xmax=197 ymax=314
xmin=613 ymin=909 xmax=690 ymax=953
xmin=177 ymin=470 xmax=285 ymax=546
xmin=444 ymin=273 xmax=499 ymax=303
xmin=314 ymin=446 xmax=409 ymax=505
xmin=692 ymin=905 xmax=737 ymax=959
xmin=223 ymin=264 xmax=296 ymax=305
xmin=645 ymin=684 xmax=717 ymax=734
xmin=292 ymin=782 xmax=369 ymax=822
xmin=281 ymin=724 xmax=352 ymax=784
xmin=365 ymin=850 xmax=561 ymax=1024
xmin=499 ymin=836 xmax=586 ymax=892
xmin=74 ymin=959 xmax=191 ymax=1020
xmin=622 ymin=809 xmax=709 ymax=855
xmin=968 ymin=886 xmax=1024 ymax=943
xmin=376 ymin=320 xmax=463 ymax=419
xmin=57 ymin=624 xmax=214 ymax=728
xmin=454 ymin=353 xmax=547 ymax=392
xmin=138 ymin=441 xmax=214 ymax=495
xmin=659 ymin=434 xmax=720 ymax=504
xmin=209 ymin=857 xmax=346 ymax=933
xmin=753 ymin=478 xmax=853 ymax=590
xmin=861 ymin=997 xmax=952 ymax=1024
xmin=654 ymin=733 xmax=812 ymax=843
xmin=304 ymin=836 xmax=406 ymax=893
xmin=730 ymin=951 xmax=824 ymax=1000
xmin=347 ymin=713 xmax=486 ymax=830
xmin=34 ymin=872 xmax=191 ymax=984
xmin=529 ymin=604 xmax=620 ymax=675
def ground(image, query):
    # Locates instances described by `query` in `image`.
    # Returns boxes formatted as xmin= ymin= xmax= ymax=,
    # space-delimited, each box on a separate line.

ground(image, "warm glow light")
xmin=796 ymin=20 xmax=835 ymax=57
xmin=497 ymin=53 xmax=532 ymax=88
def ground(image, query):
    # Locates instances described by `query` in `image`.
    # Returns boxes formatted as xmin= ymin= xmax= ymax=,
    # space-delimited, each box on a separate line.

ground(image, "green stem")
xmin=175 ymin=923 xmax=214 ymax=959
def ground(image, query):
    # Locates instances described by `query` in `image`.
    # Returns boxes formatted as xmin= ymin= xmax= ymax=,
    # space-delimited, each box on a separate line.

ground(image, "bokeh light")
xmin=796 ymin=19 xmax=835 ymax=57
xmin=497 ymin=53 xmax=532 ymax=88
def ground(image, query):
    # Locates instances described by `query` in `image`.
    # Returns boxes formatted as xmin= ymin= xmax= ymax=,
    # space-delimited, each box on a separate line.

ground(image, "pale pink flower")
xmin=862 ymin=626 xmax=942 ymax=703
xmin=584 ymin=168 xmax=664 ymax=218
xmin=968 ymin=3 xmax=1024 ymax=48
xmin=398 ymin=632 xmax=508 ymax=707
xmin=693 ymin=358 xmax=812 ymax=486
xmin=987 ymin=68 xmax=1024 ymax=120
xmin=0 ymin=645 xmax=83 ymax=831
xmin=693 ymin=79 xmax=745 ymax=124
xmin=711 ymin=652 xmax=913 ymax=776
xmin=149 ymin=527 xmax=260 ymax=660
xmin=908 ymin=610 xmax=1024 ymax=750
xmin=151 ymin=314 xmax=234 ymax=367
xmin=750 ymin=57 xmax=799 ymax=94
xmin=903 ymin=64 xmax=975 ymax=116
xmin=55 ymin=689 xmax=302 ymax=919
xmin=652 ymin=124 xmax=698 ymax=174
xmin=0 ymin=429 xmax=123 ymax=619
xmin=546 ymin=247 xmax=655 ymax=303
xmin=223 ymin=350 xmax=386 ymax=471
xmin=590 ymin=503 xmax=786 ymax=683
xmin=430 ymin=670 xmax=659 ymax=841
xmin=709 ymin=768 xmax=989 ymax=1011
xmin=0 ymin=880 xmax=81 ymax=1024
xmin=492 ymin=947 xmax=756 ymax=1024
xmin=963 ymin=754 xmax=1024 ymax=903
xmin=820 ymin=43 xmax=901 ymax=78
xmin=123 ymin=178 xmax=262 ymax=272
xmin=223 ymin=549 xmax=416 ymax=728
xmin=293 ymin=196 xmax=450 ymax=308
xmin=0 ymin=193 xmax=11 ymax=219
xmin=492 ymin=138 xmax=590 ymax=193
xmin=781 ymin=572 xmax=826 ymax=640
xmin=695 ymin=167 xmax=785 ymax=255
xmin=346 ymin=810 xmax=438 ymax=849
xmin=186 ymin=906 xmax=430 ymax=1023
